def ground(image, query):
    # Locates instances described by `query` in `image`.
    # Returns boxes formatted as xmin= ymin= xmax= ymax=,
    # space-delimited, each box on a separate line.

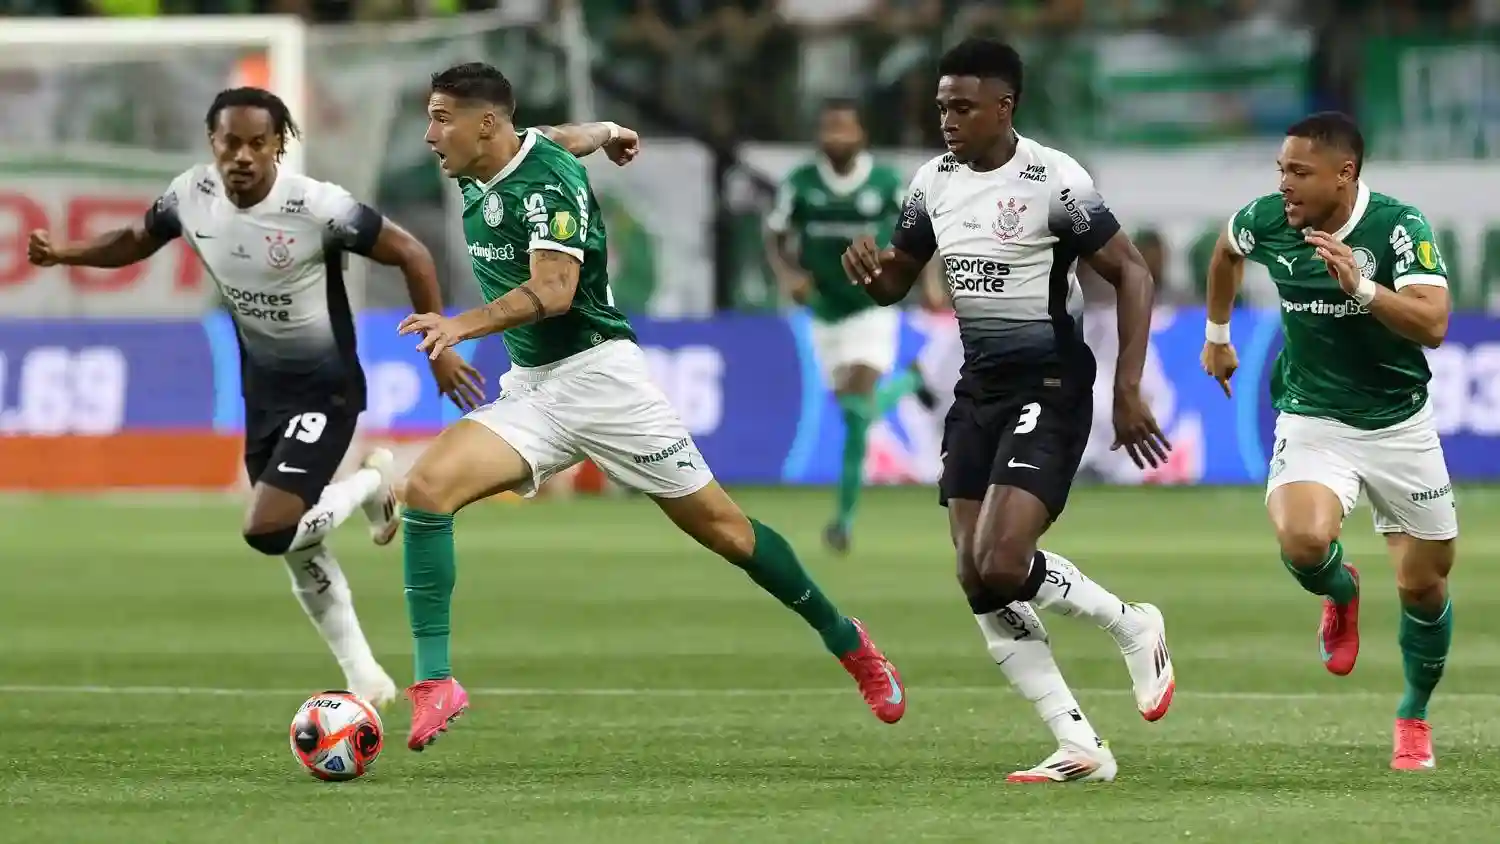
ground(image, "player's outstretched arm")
xmin=1200 ymin=229 xmax=1244 ymax=397
xmin=1082 ymin=230 xmax=1171 ymax=468
xmin=27 ymin=221 xmax=168 ymax=269
xmin=1205 ymin=229 xmax=1244 ymax=328
xmin=859 ymin=244 xmax=926 ymax=306
xmin=1083 ymin=231 xmax=1154 ymax=389
xmin=538 ymin=123 xmax=639 ymax=166
xmin=367 ymin=218 xmax=444 ymax=314
xmin=401 ymin=250 xmax=581 ymax=359
xmin=451 ymin=251 xmax=581 ymax=342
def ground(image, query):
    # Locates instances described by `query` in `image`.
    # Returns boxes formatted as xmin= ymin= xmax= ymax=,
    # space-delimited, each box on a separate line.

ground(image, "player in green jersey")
xmin=764 ymin=99 xmax=934 ymax=554
xmin=392 ymin=62 xmax=907 ymax=752
xmin=1202 ymin=112 xmax=1456 ymax=771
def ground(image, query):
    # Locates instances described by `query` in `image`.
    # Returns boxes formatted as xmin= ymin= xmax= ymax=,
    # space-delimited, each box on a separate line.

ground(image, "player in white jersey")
xmin=25 ymin=87 xmax=492 ymax=707
xmin=843 ymin=39 xmax=1177 ymax=783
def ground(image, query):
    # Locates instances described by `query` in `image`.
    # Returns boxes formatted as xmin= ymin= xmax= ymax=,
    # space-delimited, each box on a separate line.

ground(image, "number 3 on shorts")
xmin=284 ymin=412 xmax=327 ymax=444
xmin=1014 ymin=402 xmax=1041 ymax=435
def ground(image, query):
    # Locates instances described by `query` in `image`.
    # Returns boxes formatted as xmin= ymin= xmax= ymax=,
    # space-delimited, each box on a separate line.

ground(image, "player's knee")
xmin=402 ymin=465 xmax=457 ymax=515
xmin=1274 ymin=522 xmax=1338 ymax=569
xmin=972 ymin=536 xmax=1033 ymax=602
xmin=243 ymin=526 xmax=298 ymax=556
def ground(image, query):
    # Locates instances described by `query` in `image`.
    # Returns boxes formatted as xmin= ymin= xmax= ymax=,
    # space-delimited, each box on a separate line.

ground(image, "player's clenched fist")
xmin=27 ymin=230 xmax=62 ymax=266
xmin=841 ymin=234 xmax=892 ymax=285
xmin=602 ymin=124 xmax=641 ymax=167
xmin=1201 ymin=341 xmax=1239 ymax=398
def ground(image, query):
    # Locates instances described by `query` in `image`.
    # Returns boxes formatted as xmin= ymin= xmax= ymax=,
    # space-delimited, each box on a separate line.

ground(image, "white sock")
xmin=1030 ymin=549 xmax=1139 ymax=643
xmin=284 ymin=544 xmax=384 ymax=683
xmin=975 ymin=603 xmax=1102 ymax=750
xmin=288 ymin=468 xmax=382 ymax=552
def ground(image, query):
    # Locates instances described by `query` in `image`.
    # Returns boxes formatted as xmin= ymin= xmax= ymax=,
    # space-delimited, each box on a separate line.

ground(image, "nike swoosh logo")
xmin=1007 ymin=458 xmax=1040 ymax=470
xmin=432 ymin=695 xmax=446 ymax=712
xmin=277 ymin=462 xmax=307 ymax=474
xmin=881 ymin=664 xmax=903 ymax=706
xmin=194 ymin=231 xmax=213 ymax=239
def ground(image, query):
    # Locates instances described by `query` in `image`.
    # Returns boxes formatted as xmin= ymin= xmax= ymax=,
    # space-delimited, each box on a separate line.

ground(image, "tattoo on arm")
xmin=537 ymin=123 xmax=614 ymax=157
xmin=517 ymin=285 xmax=545 ymax=318
xmin=476 ymin=249 xmax=582 ymax=334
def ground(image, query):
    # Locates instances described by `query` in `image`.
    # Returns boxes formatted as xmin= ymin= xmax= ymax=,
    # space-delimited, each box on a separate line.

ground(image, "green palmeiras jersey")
xmin=459 ymin=128 xmax=635 ymax=368
xmin=766 ymin=152 xmax=905 ymax=322
xmin=1227 ymin=182 xmax=1449 ymax=429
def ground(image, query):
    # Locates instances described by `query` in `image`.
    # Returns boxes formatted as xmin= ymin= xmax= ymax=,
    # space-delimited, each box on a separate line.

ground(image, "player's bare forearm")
xmin=764 ymin=231 xmax=802 ymax=288
xmin=55 ymin=224 xmax=166 ymax=267
xmin=865 ymin=250 xmax=923 ymax=306
xmin=460 ymin=250 xmax=582 ymax=339
xmin=1206 ymin=231 xmax=1244 ymax=325
xmin=538 ymin=123 xmax=616 ymax=158
xmin=369 ymin=218 xmax=444 ymax=314
xmin=1084 ymin=231 xmax=1155 ymax=391
xmin=1369 ymin=284 xmax=1451 ymax=348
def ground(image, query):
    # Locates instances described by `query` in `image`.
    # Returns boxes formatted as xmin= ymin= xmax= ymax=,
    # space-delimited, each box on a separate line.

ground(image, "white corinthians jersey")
xmin=145 ymin=165 xmax=382 ymax=411
xmin=891 ymin=134 xmax=1120 ymax=382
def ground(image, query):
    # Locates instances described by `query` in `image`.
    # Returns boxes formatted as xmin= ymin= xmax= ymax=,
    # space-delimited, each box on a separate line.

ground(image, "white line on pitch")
xmin=0 ymin=684 xmax=1496 ymax=702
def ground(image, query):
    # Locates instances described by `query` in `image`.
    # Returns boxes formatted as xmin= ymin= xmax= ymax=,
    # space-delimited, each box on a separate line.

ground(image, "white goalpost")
xmin=0 ymin=15 xmax=308 ymax=173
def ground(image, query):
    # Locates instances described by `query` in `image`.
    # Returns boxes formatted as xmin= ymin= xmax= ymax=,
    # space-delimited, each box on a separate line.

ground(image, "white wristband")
xmin=1352 ymin=276 xmax=1378 ymax=306
xmin=1205 ymin=320 xmax=1231 ymax=345
xmin=603 ymin=121 xmax=621 ymax=142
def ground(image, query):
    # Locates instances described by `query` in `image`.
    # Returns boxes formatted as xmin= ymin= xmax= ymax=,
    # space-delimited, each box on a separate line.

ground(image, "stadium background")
xmin=1 ymin=1 xmax=1498 ymax=495
xmin=5 ymin=4 xmax=1500 ymax=842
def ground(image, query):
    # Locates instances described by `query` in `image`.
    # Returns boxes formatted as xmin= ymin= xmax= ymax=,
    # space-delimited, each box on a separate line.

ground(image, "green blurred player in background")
xmin=765 ymin=100 xmax=935 ymax=554
xmin=1203 ymin=112 xmax=1456 ymax=771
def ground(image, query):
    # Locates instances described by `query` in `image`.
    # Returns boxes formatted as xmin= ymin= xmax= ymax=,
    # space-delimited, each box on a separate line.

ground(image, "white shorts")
xmin=464 ymin=340 xmax=714 ymax=499
xmin=1265 ymin=400 xmax=1457 ymax=540
xmin=810 ymin=306 xmax=900 ymax=384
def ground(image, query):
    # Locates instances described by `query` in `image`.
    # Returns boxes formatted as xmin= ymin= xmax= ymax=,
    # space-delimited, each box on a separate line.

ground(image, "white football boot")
xmin=1006 ymin=741 xmax=1118 ymax=784
xmin=359 ymin=448 xmax=401 ymax=546
xmin=1118 ymin=602 xmax=1175 ymax=721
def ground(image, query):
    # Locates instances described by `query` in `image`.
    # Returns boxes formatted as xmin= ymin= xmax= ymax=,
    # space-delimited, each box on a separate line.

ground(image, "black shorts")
xmin=938 ymin=360 xmax=1095 ymax=519
xmin=243 ymin=403 xmax=359 ymax=506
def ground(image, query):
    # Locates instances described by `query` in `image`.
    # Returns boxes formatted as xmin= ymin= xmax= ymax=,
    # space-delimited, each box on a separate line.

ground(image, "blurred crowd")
xmin=4 ymin=0 xmax=1496 ymax=144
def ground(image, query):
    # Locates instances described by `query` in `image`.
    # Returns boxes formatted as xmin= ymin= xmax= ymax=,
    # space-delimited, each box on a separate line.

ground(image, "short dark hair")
xmin=937 ymin=38 xmax=1024 ymax=105
xmin=205 ymin=88 xmax=301 ymax=159
xmin=1286 ymin=111 xmax=1365 ymax=175
xmin=430 ymin=62 xmax=516 ymax=114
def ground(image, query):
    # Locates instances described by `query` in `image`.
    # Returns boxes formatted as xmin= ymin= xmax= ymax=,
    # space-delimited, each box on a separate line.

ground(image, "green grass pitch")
xmin=2 ymin=485 xmax=1497 ymax=843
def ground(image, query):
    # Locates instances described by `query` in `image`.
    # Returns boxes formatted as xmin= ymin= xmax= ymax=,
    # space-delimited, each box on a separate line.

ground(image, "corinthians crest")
xmin=993 ymin=197 xmax=1026 ymax=241
xmin=265 ymin=232 xmax=295 ymax=270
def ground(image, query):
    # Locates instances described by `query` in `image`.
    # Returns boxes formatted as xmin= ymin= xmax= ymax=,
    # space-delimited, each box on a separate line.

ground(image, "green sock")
xmin=741 ymin=519 xmax=860 ymax=656
xmin=835 ymin=394 xmax=874 ymax=530
xmin=875 ymin=367 xmax=921 ymax=415
xmin=403 ymin=508 xmax=457 ymax=681
xmin=1283 ymin=539 xmax=1357 ymax=605
xmin=1397 ymin=597 xmax=1452 ymax=720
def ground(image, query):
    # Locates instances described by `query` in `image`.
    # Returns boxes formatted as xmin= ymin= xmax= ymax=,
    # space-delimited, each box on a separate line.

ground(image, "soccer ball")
xmin=289 ymin=690 xmax=384 ymax=781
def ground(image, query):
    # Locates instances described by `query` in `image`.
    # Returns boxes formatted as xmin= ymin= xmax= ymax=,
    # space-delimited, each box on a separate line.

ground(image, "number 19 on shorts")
xmin=284 ymin=412 xmax=327 ymax=444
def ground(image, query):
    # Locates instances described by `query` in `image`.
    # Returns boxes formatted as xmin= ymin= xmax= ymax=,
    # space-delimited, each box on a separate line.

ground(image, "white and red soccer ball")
xmin=289 ymin=690 xmax=384 ymax=781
